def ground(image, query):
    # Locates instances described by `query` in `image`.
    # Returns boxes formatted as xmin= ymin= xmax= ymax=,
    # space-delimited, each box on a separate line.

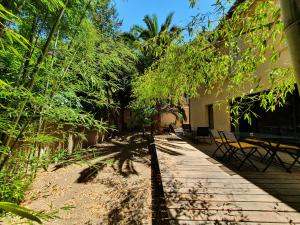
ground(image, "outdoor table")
xmin=235 ymin=132 xmax=300 ymax=172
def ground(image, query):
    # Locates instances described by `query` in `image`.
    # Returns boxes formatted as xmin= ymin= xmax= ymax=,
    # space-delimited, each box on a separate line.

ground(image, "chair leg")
xmin=261 ymin=148 xmax=272 ymax=162
xmin=221 ymin=146 xmax=230 ymax=160
xmin=212 ymin=144 xmax=223 ymax=157
xmin=238 ymin=148 xmax=259 ymax=172
xmin=274 ymin=153 xmax=288 ymax=171
xmin=226 ymin=148 xmax=238 ymax=163
xmin=287 ymin=154 xmax=300 ymax=173
xmin=229 ymin=149 xmax=243 ymax=163
xmin=255 ymin=149 xmax=264 ymax=158
xmin=263 ymin=150 xmax=276 ymax=172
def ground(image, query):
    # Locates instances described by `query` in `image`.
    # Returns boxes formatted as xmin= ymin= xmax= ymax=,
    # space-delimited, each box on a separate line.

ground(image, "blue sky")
xmin=114 ymin=0 xmax=217 ymax=34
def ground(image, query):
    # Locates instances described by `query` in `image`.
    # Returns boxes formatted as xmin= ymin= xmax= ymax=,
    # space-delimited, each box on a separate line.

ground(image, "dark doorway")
xmin=208 ymin=104 xmax=214 ymax=129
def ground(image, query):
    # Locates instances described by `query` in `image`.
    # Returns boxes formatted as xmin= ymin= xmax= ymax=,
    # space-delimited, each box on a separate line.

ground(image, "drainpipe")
xmin=280 ymin=0 xmax=300 ymax=94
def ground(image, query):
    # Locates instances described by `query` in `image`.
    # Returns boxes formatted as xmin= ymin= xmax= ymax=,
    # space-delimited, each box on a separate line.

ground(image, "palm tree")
xmin=123 ymin=13 xmax=183 ymax=134
xmin=123 ymin=12 xmax=181 ymax=71
xmin=127 ymin=13 xmax=180 ymax=41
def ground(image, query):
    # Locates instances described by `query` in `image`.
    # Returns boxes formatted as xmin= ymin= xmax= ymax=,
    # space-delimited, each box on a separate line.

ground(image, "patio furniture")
xmin=242 ymin=138 xmax=272 ymax=161
xmin=237 ymin=132 xmax=300 ymax=172
xmin=182 ymin=124 xmax=193 ymax=138
xmin=220 ymin=131 xmax=260 ymax=171
xmin=182 ymin=124 xmax=191 ymax=133
xmin=194 ymin=127 xmax=211 ymax=143
xmin=263 ymin=142 xmax=300 ymax=172
xmin=169 ymin=124 xmax=183 ymax=135
xmin=281 ymin=145 xmax=300 ymax=172
xmin=210 ymin=129 xmax=227 ymax=157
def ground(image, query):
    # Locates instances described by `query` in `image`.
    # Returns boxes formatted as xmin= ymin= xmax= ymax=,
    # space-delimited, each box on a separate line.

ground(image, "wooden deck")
xmin=154 ymin=135 xmax=300 ymax=225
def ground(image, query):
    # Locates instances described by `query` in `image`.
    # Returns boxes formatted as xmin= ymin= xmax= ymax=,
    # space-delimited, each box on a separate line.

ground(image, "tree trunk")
xmin=27 ymin=1 xmax=68 ymax=90
xmin=280 ymin=0 xmax=300 ymax=93
xmin=119 ymin=105 xmax=125 ymax=131
xmin=16 ymin=15 xmax=38 ymax=87
xmin=154 ymin=101 xmax=162 ymax=134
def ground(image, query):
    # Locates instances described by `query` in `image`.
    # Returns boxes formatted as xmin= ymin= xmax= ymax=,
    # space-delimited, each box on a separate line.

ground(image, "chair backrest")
xmin=197 ymin=127 xmax=209 ymax=136
xmin=182 ymin=124 xmax=191 ymax=132
xmin=169 ymin=124 xmax=175 ymax=133
xmin=210 ymin=129 xmax=220 ymax=139
xmin=221 ymin=131 xmax=238 ymax=143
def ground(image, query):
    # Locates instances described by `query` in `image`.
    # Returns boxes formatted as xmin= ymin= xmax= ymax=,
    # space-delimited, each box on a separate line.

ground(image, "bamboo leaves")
xmin=0 ymin=202 xmax=42 ymax=224
xmin=133 ymin=0 xmax=295 ymax=119
xmin=0 ymin=0 xmax=137 ymax=205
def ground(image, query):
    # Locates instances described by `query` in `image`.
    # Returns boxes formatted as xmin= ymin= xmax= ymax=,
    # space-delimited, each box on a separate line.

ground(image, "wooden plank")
xmin=160 ymin=174 xmax=300 ymax=181
xmin=168 ymin=209 xmax=300 ymax=223
xmin=163 ymin=186 xmax=300 ymax=196
xmin=164 ymin=192 xmax=300 ymax=203
xmin=166 ymin=201 xmax=299 ymax=212
xmin=154 ymin=135 xmax=300 ymax=224
xmin=161 ymin=179 xmax=300 ymax=189
xmin=168 ymin=220 xmax=300 ymax=225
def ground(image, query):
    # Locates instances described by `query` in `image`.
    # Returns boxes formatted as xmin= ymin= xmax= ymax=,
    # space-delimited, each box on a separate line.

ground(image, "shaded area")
xmin=154 ymin=135 xmax=300 ymax=224
xmin=77 ymin=133 xmax=150 ymax=183
xmin=5 ymin=133 xmax=152 ymax=225
xmin=192 ymin=140 xmax=300 ymax=212
xmin=149 ymin=138 xmax=172 ymax=225
xmin=54 ymin=133 xmax=150 ymax=183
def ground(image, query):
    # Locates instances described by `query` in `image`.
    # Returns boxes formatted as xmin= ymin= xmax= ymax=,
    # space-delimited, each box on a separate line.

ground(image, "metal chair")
xmin=220 ymin=131 xmax=260 ymax=171
xmin=195 ymin=127 xmax=211 ymax=143
xmin=210 ymin=130 xmax=228 ymax=157
xmin=263 ymin=143 xmax=300 ymax=172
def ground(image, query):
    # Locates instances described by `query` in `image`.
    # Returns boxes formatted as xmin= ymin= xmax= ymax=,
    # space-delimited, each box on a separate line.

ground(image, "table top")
xmin=235 ymin=132 xmax=300 ymax=146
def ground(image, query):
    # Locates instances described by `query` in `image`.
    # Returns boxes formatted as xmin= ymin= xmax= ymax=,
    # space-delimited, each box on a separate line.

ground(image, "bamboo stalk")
xmin=280 ymin=0 xmax=300 ymax=93
xmin=0 ymin=1 xmax=68 ymax=170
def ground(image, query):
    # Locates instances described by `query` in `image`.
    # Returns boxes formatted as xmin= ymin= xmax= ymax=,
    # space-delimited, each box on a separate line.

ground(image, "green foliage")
xmin=0 ymin=0 xmax=138 ymax=207
xmin=0 ymin=202 xmax=42 ymax=224
xmin=133 ymin=0 xmax=296 ymax=123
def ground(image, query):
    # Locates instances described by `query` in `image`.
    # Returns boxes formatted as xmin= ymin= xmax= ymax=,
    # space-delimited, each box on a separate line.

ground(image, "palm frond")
xmin=143 ymin=14 xmax=158 ymax=38
xmin=160 ymin=12 xmax=174 ymax=33
xmin=121 ymin=32 xmax=137 ymax=42
xmin=130 ymin=25 xmax=145 ymax=34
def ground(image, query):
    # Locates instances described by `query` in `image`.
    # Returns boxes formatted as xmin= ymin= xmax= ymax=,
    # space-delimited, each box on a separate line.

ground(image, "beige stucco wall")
xmin=160 ymin=113 xmax=179 ymax=128
xmin=160 ymin=105 xmax=190 ymax=128
xmin=190 ymin=44 xmax=293 ymax=131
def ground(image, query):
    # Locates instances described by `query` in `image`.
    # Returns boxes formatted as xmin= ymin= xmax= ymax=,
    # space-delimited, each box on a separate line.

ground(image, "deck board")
xmin=154 ymin=135 xmax=300 ymax=224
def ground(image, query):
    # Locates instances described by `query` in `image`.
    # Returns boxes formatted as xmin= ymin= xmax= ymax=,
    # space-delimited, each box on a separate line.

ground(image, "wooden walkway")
xmin=154 ymin=135 xmax=300 ymax=225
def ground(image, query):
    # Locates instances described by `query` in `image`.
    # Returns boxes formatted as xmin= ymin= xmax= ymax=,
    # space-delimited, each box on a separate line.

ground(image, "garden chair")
xmin=243 ymin=138 xmax=272 ymax=161
xmin=168 ymin=124 xmax=183 ymax=135
xmin=182 ymin=124 xmax=193 ymax=138
xmin=195 ymin=127 xmax=211 ymax=143
xmin=283 ymin=145 xmax=300 ymax=172
xmin=220 ymin=131 xmax=260 ymax=171
xmin=210 ymin=130 xmax=228 ymax=157
xmin=262 ymin=142 xmax=300 ymax=172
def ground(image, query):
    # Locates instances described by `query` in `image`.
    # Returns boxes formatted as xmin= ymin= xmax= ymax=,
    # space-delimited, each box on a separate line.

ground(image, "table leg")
xmin=263 ymin=150 xmax=276 ymax=172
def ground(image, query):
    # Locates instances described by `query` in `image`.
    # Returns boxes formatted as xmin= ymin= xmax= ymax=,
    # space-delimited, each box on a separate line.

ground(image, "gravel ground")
xmin=2 ymin=133 xmax=151 ymax=225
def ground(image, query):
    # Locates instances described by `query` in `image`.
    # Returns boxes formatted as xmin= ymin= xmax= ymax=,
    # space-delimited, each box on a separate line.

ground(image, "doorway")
xmin=207 ymin=104 xmax=214 ymax=129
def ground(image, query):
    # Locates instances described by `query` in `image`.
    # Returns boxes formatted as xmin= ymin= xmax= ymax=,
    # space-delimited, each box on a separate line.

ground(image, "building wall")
xmin=160 ymin=104 xmax=190 ymax=128
xmin=190 ymin=44 xmax=293 ymax=131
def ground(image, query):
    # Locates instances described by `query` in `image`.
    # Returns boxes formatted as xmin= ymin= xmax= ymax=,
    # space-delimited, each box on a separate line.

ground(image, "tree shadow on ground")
xmin=54 ymin=133 xmax=150 ymax=183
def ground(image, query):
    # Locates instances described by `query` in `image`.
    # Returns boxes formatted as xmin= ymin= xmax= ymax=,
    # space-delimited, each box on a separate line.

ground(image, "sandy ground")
xmin=2 ymin=133 xmax=151 ymax=225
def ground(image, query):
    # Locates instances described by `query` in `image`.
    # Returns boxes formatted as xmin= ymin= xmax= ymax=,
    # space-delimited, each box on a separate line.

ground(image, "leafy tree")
xmin=0 ymin=0 xmax=137 ymax=204
xmin=123 ymin=13 xmax=183 ymax=132
xmin=124 ymin=13 xmax=181 ymax=70
xmin=133 ymin=0 xmax=296 ymax=126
